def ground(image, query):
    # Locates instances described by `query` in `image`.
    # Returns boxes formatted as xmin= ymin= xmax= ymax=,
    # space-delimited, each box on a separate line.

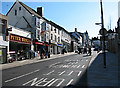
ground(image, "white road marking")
xmin=43 ymin=78 xmax=55 ymax=86
xmin=47 ymin=79 xmax=59 ymax=87
xmin=56 ymin=79 xmax=65 ymax=87
xmin=86 ymin=60 xmax=88 ymax=61
xmin=66 ymin=79 xmax=74 ymax=86
xmin=5 ymin=69 xmax=40 ymax=83
xmin=71 ymin=65 xmax=78 ymax=68
xmin=77 ymin=65 xmax=81 ymax=68
xmin=82 ymin=65 xmax=85 ymax=68
xmin=78 ymin=71 xmax=82 ymax=76
xmin=42 ymin=78 xmax=55 ymax=86
xmin=23 ymin=78 xmax=44 ymax=86
xmin=59 ymin=71 xmax=65 ymax=75
xmin=34 ymin=78 xmax=48 ymax=86
xmin=75 ymin=62 xmax=78 ymax=64
xmin=44 ymin=70 xmax=55 ymax=75
xmin=68 ymin=71 xmax=73 ymax=76
xmin=62 ymin=65 xmax=70 ymax=68
xmin=49 ymin=62 xmax=60 ymax=68
xmin=36 ymin=78 xmax=55 ymax=86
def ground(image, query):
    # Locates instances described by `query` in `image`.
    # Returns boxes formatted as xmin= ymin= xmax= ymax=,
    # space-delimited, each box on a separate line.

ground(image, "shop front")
xmin=9 ymin=34 xmax=31 ymax=60
xmin=50 ymin=40 xmax=57 ymax=55
xmin=57 ymin=43 xmax=63 ymax=54
xmin=34 ymin=41 xmax=50 ymax=56
xmin=62 ymin=40 xmax=69 ymax=53
xmin=0 ymin=40 xmax=8 ymax=63
xmin=66 ymin=43 xmax=71 ymax=52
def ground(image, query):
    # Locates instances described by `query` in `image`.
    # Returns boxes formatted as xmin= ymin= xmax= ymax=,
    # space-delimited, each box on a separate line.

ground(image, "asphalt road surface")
xmin=2 ymin=53 xmax=93 ymax=88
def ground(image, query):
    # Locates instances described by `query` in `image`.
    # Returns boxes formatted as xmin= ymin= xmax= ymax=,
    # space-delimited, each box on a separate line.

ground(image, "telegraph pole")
xmin=100 ymin=0 xmax=106 ymax=68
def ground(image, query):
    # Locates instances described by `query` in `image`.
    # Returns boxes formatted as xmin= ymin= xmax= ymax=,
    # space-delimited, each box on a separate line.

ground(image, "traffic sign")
xmin=99 ymin=28 xmax=107 ymax=35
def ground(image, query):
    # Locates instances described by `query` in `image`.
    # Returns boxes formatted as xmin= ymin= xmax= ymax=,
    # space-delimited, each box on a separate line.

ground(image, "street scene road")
xmin=1 ymin=0 xmax=119 ymax=88
xmin=2 ymin=53 xmax=93 ymax=87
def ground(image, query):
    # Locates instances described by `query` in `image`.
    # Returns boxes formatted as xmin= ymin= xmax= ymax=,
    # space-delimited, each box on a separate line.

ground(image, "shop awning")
xmin=46 ymin=44 xmax=49 ymax=46
xmin=0 ymin=40 xmax=8 ymax=46
xmin=35 ymin=42 xmax=44 ymax=45
xmin=57 ymin=44 xmax=63 ymax=47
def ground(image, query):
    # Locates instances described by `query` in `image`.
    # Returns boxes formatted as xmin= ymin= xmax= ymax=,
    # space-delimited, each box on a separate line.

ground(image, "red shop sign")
xmin=35 ymin=42 xmax=44 ymax=45
xmin=10 ymin=34 xmax=31 ymax=44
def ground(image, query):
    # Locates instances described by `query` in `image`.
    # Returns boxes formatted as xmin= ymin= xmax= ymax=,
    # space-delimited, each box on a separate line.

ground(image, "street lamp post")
xmin=95 ymin=0 xmax=106 ymax=68
xmin=100 ymin=0 xmax=106 ymax=68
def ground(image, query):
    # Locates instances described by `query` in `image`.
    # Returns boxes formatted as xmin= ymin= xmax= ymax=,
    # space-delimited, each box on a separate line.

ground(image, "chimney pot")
xmin=37 ymin=7 xmax=43 ymax=17
xmin=75 ymin=28 xmax=77 ymax=32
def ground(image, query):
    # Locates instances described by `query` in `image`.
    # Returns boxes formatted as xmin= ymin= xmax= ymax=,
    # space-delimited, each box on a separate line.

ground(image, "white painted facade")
xmin=8 ymin=25 xmax=31 ymax=39
xmin=7 ymin=1 xmax=33 ymax=32
xmin=49 ymin=24 xmax=62 ymax=44
xmin=7 ymin=1 xmax=51 ymax=52
xmin=49 ymin=23 xmax=62 ymax=54
xmin=61 ymin=30 xmax=71 ymax=44
xmin=7 ymin=25 xmax=31 ymax=56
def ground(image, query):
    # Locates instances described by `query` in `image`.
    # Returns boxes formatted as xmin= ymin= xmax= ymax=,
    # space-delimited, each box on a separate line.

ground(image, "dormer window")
xmin=19 ymin=7 xmax=21 ymax=11
xmin=15 ymin=10 xmax=17 ymax=16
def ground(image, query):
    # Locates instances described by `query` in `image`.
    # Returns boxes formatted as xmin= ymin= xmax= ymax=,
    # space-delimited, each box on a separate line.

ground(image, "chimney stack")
xmin=75 ymin=28 xmax=77 ymax=32
xmin=37 ymin=7 xmax=43 ymax=17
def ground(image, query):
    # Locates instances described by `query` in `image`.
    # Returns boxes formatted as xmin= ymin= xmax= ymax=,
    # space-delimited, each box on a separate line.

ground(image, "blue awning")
xmin=57 ymin=44 xmax=63 ymax=47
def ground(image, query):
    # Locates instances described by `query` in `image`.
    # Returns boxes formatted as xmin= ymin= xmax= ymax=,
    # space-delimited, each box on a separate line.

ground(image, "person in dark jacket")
xmin=89 ymin=47 xmax=91 ymax=56
xmin=39 ymin=48 xmax=43 ymax=59
xmin=78 ymin=48 xmax=82 ymax=54
xmin=84 ymin=47 xmax=87 ymax=54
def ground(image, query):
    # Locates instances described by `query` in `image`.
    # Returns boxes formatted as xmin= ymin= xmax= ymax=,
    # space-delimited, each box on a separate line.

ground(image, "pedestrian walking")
xmin=89 ymin=47 xmax=91 ymax=56
xmin=84 ymin=47 xmax=87 ymax=54
xmin=78 ymin=48 xmax=82 ymax=54
xmin=39 ymin=48 xmax=43 ymax=59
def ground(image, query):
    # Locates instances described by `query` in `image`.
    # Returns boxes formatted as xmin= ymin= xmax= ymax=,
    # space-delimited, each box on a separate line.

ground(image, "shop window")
xmin=15 ymin=10 xmax=17 ymax=16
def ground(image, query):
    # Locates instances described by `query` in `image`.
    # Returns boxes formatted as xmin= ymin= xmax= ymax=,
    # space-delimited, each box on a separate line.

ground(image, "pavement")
xmin=87 ymin=51 xmax=119 ymax=87
xmin=1 ymin=52 xmax=77 ymax=70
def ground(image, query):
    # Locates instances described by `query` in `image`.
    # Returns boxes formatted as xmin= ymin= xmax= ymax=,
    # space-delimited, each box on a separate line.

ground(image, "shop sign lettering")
xmin=10 ymin=34 xmax=31 ymax=44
